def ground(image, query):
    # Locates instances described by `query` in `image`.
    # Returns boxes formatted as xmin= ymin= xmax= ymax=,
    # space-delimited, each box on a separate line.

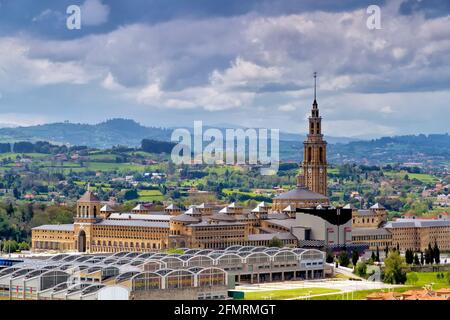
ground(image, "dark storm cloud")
xmin=0 ymin=0 xmax=449 ymax=137
xmin=0 ymin=0 xmax=386 ymax=39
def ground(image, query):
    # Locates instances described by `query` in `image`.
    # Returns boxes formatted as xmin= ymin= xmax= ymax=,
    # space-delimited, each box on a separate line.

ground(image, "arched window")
xmin=319 ymin=147 xmax=323 ymax=163
xmin=307 ymin=147 xmax=312 ymax=162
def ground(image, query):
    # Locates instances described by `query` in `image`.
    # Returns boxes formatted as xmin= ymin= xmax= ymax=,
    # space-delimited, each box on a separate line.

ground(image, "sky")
xmin=0 ymin=0 xmax=449 ymax=138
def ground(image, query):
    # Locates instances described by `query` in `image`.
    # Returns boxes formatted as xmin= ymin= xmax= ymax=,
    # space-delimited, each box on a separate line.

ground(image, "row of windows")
xmin=352 ymin=235 xmax=391 ymax=240
xmin=90 ymin=240 xmax=163 ymax=249
xmin=191 ymin=226 xmax=246 ymax=232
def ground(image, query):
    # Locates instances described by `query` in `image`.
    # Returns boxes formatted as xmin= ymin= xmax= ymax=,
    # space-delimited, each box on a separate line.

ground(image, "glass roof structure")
xmin=2 ymin=246 xmax=325 ymax=299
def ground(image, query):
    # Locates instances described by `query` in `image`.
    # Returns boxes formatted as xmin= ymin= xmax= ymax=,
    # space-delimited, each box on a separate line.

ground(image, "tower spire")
xmin=313 ymin=71 xmax=317 ymax=101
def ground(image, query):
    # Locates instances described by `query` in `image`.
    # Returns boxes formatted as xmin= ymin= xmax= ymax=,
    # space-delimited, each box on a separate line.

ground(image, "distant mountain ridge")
xmin=0 ymin=118 xmax=356 ymax=148
xmin=0 ymin=119 xmax=447 ymax=165
xmin=0 ymin=119 xmax=172 ymax=148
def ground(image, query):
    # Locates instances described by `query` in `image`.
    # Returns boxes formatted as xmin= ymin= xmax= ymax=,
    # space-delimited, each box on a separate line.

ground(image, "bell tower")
xmin=297 ymin=72 xmax=328 ymax=196
xmin=74 ymin=185 xmax=101 ymax=253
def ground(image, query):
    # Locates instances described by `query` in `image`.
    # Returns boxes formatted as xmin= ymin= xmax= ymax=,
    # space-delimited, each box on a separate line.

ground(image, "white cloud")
xmin=136 ymin=82 xmax=162 ymax=104
xmin=0 ymin=113 xmax=49 ymax=126
xmin=1 ymin=1 xmax=450 ymax=134
xmin=278 ymin=104 xmax=297 ymax=112
xmin=0 ymin=38 xmax=94 ymax=89
xmin=101 ymin=72 xmax=124 ymax=90
xmin=32 ymin=9 xmax=65 ymax=23
xmin=392 ymin=47 xmax=407 ymax=60
xmin=210 ymin=57 xmax=282 ymax=88
xmin=380 ymin=105 xmax=394 ymax=114
xmin=81 ymin=0 xmax=110 ymax=26
xmin=320 ymin=76 xmax=353 ymax=91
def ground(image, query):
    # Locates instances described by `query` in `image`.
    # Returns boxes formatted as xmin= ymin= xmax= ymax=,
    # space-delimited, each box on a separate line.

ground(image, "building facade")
xmin=32 ymin=77 xmax=340 ymax=254
xmin=351 ymin=203 xmax=450 ymax=252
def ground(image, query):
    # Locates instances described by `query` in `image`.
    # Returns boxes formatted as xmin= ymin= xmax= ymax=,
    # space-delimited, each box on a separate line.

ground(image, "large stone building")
xmin=31 ymin=75 xmax=355 ymax=254
xmin=351 ymin=203 xmax=450 ymax=252
xmin=384 ymin=217 xmax=450 ymax=252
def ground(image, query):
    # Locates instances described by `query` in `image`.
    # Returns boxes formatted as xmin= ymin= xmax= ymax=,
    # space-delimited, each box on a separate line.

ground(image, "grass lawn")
xmin=0 ymin=152 xmax=49 ymax=159
xmin=243 ymin=287 xmax=341 ymax=300
xmin=84 ymin=162 xmax=146 ymax=172
xmin=138 ymin=189 xmax=164 ymax=201
xmin=310 ymin=283 xmax=450 ymax=300
xmin=223 ymin=188 xmax=261 ymax=197
xmin=328 ymin=168 xmax=340 ymax=175
xmin=384 ymin=170 xmax=438 ymax=183
xmin=309 ymin=288 xmax=391 ymax=300
xmin=87 ymin=153 xmax=118 ymax=161
xmin=308 ymin=271 xmax=450 ymax=300
xmin=406 ymin=271 xmax=450 ymax=289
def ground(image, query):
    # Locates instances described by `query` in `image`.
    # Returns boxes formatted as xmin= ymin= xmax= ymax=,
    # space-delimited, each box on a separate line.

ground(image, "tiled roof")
xmin=385 ymin=219 xmax=450 ymax=228
xmin=251 ymin=206 xmax=268 ymax=213
xmin=370 ymin=203 xmax=385 ymax=209
xmin=188 ymin=221 xmax=245 ymax=228
xmin=257 ymin=201 xmax=270 ymax=208
xmin=248 ymin=233 xmax=296 ymax=241
xmin=165 ymin=204 xmax=180 ymax=210
xmin=32 ymin=224 xmax=74 ymax=231
xmin=274 ymin=187 xmax=328 ymax=200
xmin=267 ymin=213 xmax=290 ymax=220
xmin=355 ymin=209 xmax=375 ymax=216
xmin=100 ymin=204 xmax=115 ymax=212
xmin=265 ymin=219 xmax=302 ymax=229
xmin=282 ymin=205 xmax=296 ymax=212
xmin=108 ymin=213 xmax=171 ymax=221
xmin=170 ymin=214 xmax=200 ymax=223
xmin=210 ymin=213 xmax=237 ymax=221
xmin=184 ymin=207 xmax=201 ymax=215
xmin=132 ymin=204 xmax=149 ymax=211
xmin=227 ymin=202 xmax=241 ymax=208
xmin=95 ymin=220 xmax=169 ymax=228
xmin=78 ymin=191 xmax=100 ymax=202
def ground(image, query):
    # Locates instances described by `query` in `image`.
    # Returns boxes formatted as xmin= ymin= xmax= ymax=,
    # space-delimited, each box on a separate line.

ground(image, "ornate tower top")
xmin=313 ymin=71 xmax=317 ymax=101
xmin=308 ymin=72 xmax=322 ymax=136
xmin=296 ymin=71 xmax=328 ymax=196
xmin=76 ymin=187 xmax=101 ymax=220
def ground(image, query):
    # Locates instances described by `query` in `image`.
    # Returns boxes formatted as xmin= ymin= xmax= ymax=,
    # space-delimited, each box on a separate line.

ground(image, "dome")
xmin=274 ymin=187 xmax=328 ymax=201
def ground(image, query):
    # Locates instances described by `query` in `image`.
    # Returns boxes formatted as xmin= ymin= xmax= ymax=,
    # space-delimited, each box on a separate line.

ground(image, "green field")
xmin=406 ymin=271 xmax=450 ymax=289
xmin=242 ymin=287 xmax=341 ymax=300
xmin=83 ymin=162 xmax=146 ymax=172
xmin=138 ymin=189 xmax=164 ymax=201
xmin=0 ymin=152 xmax=49 ymax=159
xmin=328 ymin=168 xmax=339 ymax=175
xmin=87 ymin=153 xmax=118 ymax=161
xmin=384 ymin=171 xmax=438 ymax=183
xmin=307 ymin=272 xmax=450 ymax=300
xmin=222 ymin=188 xmax=275 ymax=198
xmin=309 ymin=288 xmax=398 ymax=300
